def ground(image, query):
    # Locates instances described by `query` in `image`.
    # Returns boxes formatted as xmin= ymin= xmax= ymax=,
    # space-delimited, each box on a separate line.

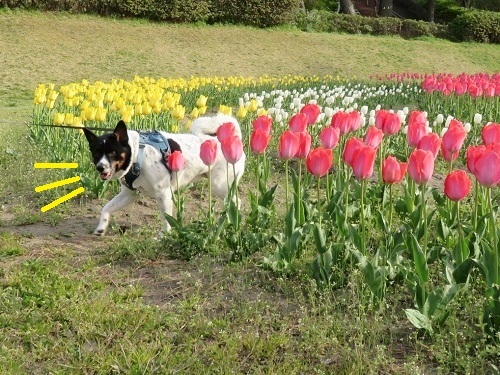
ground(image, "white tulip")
xmin=474 ymin=113 xmax=482 ymax=124
xmin=464 ymin=123 xmax=471 ymax=133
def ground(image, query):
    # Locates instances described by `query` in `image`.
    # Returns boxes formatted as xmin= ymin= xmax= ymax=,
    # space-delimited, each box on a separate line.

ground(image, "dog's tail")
xmin=190 ymin=113 xmax=243 ymax=139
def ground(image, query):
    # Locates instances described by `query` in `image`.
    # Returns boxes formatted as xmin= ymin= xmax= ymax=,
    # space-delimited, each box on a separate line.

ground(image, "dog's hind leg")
xmin=155 ymin=189 xmax=173 ymax=233
xmin=94 ymin=186 xmax=138 ymax=236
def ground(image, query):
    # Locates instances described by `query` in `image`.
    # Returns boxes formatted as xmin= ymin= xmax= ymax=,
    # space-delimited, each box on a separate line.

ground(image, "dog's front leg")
xmin=94 ymin=186 xmax=138 ymax=236
xmin=155 ymin=189 xmax=173 ymax=234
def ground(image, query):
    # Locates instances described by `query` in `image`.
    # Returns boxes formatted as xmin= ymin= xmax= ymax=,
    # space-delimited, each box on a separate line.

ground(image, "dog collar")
xmin=122 ymin=131 xmax=171 ymax=190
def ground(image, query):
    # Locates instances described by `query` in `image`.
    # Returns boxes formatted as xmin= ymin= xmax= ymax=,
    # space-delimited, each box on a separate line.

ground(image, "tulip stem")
xmin=421 ymin=183 xmax=428 ymax=258
xmin=378 ymin=138 xmax=384 ymax=184
xmin=175 ymin=172 xmax=181 ymax=223
xmin=285 ymin=160 xmax=289 ymax=208
xmin=456 ymin=200 xmax=464 ymax=263
xmin=317 ymin=177 xmax=322 ymax=227
xmin=389 ymin=184 xmax=393 ymax=231
xmin=208 ymin=165 xmax=213 ymax=227
xmin=360 ymin=179 xmax=366 ymax=255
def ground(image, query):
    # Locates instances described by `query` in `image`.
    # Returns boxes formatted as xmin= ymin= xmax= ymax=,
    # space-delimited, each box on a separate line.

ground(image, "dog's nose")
xmin=96 ymin=165 xmax=104 ymax=172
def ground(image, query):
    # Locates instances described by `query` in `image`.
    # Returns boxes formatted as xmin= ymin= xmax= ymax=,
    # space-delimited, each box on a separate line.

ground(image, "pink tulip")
xmin=252 ymin=115 xmax=272 ymax=135
xmin=351 ymin=145 xmax=377 ymax=180
xmin=343 ymin=137 xmax=364 ymax=167
xmin=441 ymin=119 xmax=467 ymax=162
xmin=473 ymin=148 xmax=500 ymax=187
xmin=250 ymin=129 xmax=271 ymax=155
xmin=199 ymin=139 xmax=218 ymax=166
xmin=364 ymin=125 xmax=384 ymax=148
xmin=289 ymin=113 xmax=308 ymax=133
xmin=319 ymin=126 xmax=340 ymax=149
xmin=444 ymin=170 xmax=471 ymax=202
xmin=382 ymin=156 xmax=407 ymax=184
xmin=167 ymin=150 xmax=185 ymax=172
xmin=306 ymin=147 xmax=332 ymax=177
xmin=217 ymin=122 xmax=235 ymax=142
xmin=481 ymin=122 xmax=500 ymax=146
xmin=375 ymin=110 xmax=401 ymax=135
xmin=407 ymin=120 xmax=428 ymax=149
xmin=221 ymin=135 xmax=243 ymax=164
xmin=278 ymin=131 xmax=299 ymax=160
xmin=417 ymin=133 xmax=441 ymax=159
xmin=300 ymin=103 xmax=321 ymax=125
xmin=295 ymin=131 xmax=312 ymax=159
xmin=331 ymin=111 xmax=351 ymax=135
xmin=408 ymin=149 xmax=435 ymax=185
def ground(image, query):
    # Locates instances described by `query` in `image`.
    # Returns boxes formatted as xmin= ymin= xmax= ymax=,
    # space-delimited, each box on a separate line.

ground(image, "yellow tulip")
xmin=135 ymin=103 xmax=143 ymax=116
xmin=45 ymin=100 xmax=55 ymax=110
xmin=247 ymin=99 xmax=258 ymax=112
xmin=142 ymin=102 xmax=152 ymax=115
xmin=218 ymin=105 xmax=232 ymax=116
xmin=256 ymin=108 xmax=268 ymax=116
xmin=152 ymin=102 xmax=162 ymax=114
xmin=185 ymin=120 xmax=192 ymax=131
xmin=47 ymin=90 xmax=59 ymax=101
xmin=121 ymin=110 xmax=133 ymax=123
xmin=236 ymin=106 xmax=248 ymax=119
xmin=83 ymin=107 xmax=96 ymax=121
xmin=198 ymin=105 xmax=208 ymax=115
xmin=172 ymin=105 xmax=185 ymax=120
xmin=164 ymin=98 xmax=176 ymax=110
xmin=33 ymin=94 xmax=46 ymax=105
xmin=72 ymin=116 xmax=83 ymax=128
xmin=196 ymin=95 xmax=208 ymax=107
xmin=64 ymin=113 xmax=74 ymax=126
xmin=190 ymin=107 xmax=199 ymax=119
xmin=53 ymin=112 xmax=64 ymax=125
xmin=95 ymin=107 xmax=107 ymax=122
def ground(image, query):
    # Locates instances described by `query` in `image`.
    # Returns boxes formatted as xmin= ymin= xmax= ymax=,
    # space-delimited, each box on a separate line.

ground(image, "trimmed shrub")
xmin=401 ymin=18 xmax=448 ymax=39
xmin=449 ymin=10 xmax=500 ymax=43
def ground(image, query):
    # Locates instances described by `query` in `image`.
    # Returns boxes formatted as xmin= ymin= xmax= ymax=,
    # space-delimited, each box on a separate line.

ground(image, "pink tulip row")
xmin=422 ymin=72 xmax=500 ymax=97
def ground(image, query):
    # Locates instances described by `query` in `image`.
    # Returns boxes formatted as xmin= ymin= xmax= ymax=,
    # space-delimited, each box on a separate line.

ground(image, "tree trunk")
xmin=340 ymin=0 xmax=356 ymax=15
xmin=378 ymin=0 xmax=393 ymax=17
xmin=427 ymin=0 xmax=436 ymax=22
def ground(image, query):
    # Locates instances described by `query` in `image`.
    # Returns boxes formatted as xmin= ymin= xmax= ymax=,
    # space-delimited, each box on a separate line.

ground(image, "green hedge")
xmin=0 ymin=0 xmax=498 ymax=43
xmin=448 ymin=10 xmax=500 ymax=43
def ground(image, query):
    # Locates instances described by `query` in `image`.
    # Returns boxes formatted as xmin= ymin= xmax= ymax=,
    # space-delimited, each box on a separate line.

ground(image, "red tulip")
xmin=278 ymin=130 xmax=299 ymax=160
xmin=382 ymin=156 xmax=407 ymax=184
xmin=444 ymin=170 xmax=471 ymax=201
xmin=319 ymin=126 xmax=340 ymax=149
xmin=481 ymin=122 xmax=500 ymax=146
xmin=289 ymin=113 xmax=308 ymax=133
xmin=441 ymin=119 xmax=467 ymax=162
xmin=252 ymin=115 xmax=272 ymax=135
xmin=217 ymin=122 xmax=235 ymax=142
xmin=250 ymin=129 xmax=271 ymax=155
xmin=295 ymin=131 xmax=312 ymax=159
xmin=407 ymin=121 xmax=428 ymax=148
xmin=473 ymin=148 xmax=500 ymax=187
xmin=375 ymin=110 xmax=401 ymax=135
xmin=167 ymin=150 xmax=185 ymax=172
xmin=417 ymin=133 xmax=441 ymax=159
xmin=200 ymin=139 xmax=218 ymax=166
xmin=343 ymin=137 xmax=364 ymax=167
xmin=351 ymin=145 xmax=377 ymax=180
xmin=347 ymin=111 xmax=362 ymax=133
xmin=306 ymin=147 xmax=332 ymax=177
xmin=364 ymin=125 xmax=384 ymax=148
xmin=300 ymin=103 xmax=321 ymax=125
xmin=220 ymin=135 xmax=243 ymax=164
xmin=408 ymin=149 xmax=435 ymax=185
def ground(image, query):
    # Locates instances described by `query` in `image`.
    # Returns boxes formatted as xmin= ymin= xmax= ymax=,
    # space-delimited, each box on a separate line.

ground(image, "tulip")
xmin=278 ymin=131 xmax=300 ymax=160
xmin=417 ymin=133 xmax=441 ymax=159
xmin=306 ymin=147 xmax=332 ymax=178
xmin=342 ymin=137 xmax=364 ymax=167
xmin=236 ymin=106 xmax=248 ymax=119
xmin=218 ymin=105 xmax=232 ymax=116
xmin=351 ymin=145 xmax=377 ymax=180
xmin=221 ymin=135 xmax=243 ymax=165
xmin=196 ymin=95 xmax=208 ymax=107
xmin=474 ymin=148 xmax=500 ymax=188
xmin=295 ymin=131 xmax=312 ymax=159
xmin=364 ymin=126 xmax=384 ymax=149
xmin=441 ymin=119 xmax=466 ymax=163
xmin=252 ymin=115 xmax=272 ymax=135
xmin=64 ymin=113 xmax=74 ymax=126
xmin=247 ymin=99 xmax=259 ymax=112
xmin=331 ymin=111 xmax=350 ymax=135
xmin=53 ymin=112 xmax=64 ymax=126
xmin=300 ymin=103 xmax=321 ymax=125
xmin=172 ymin=105 xmax=185 ymax=120
xmin=200 ymin=139 xmax=218 ymax=167
xmin=481 ymin=122 xmax=500 ymax=146
xmin=347 ymin=111 xmax=362 ymax=133
xmin=375 ymin=110 xmax=401 ymax=135
xmin=408 ymin=149 xmax=434 ymax=185
xmin=190 ymin=107 xmax=200 ymax=119
xmin=407 ymin=121 xmax=428 ymax=148
xmin=217 ymin=122 xmax=236 ymax=142
xmin=382 ymin=156 xmax=407 ymax=184
xmin=319 ymin=126 xmax=340 ymax=149
xmin=250 ymin=129 xmax=271 ymax=155
xmin=289 ymin=113 xmax=308 ymax=133
xmin=444 ymin=170 xmax=471 ymax=202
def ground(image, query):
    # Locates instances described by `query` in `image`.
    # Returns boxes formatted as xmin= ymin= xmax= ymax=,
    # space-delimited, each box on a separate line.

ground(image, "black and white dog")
xmin=83 ymin=114 xmax=245 ymax=236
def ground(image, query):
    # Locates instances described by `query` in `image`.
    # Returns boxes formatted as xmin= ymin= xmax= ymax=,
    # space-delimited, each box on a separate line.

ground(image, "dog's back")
xmin=190 ymin=113 xmax=243 ymax=139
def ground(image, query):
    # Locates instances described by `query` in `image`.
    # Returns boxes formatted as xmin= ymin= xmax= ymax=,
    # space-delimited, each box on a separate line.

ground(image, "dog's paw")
xmin=93 ymin=228 xmax=106 ymax=236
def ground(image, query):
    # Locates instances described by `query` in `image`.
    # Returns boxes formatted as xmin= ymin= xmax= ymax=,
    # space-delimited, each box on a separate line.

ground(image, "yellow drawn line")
xmin=35 ymin=176 xmax=81 ymax=192
xmin=40 ymin=187 xmax=85 ymax=212
xmin=34 ymin=162 xmax=79 ymax=169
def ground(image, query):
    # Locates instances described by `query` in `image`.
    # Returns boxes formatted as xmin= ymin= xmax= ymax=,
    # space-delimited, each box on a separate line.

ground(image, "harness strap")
xmin=122 ymin=131 xmax=171 ymax=190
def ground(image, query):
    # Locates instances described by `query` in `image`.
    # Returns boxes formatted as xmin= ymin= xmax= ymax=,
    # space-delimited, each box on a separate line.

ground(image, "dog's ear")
xmin=114 ymin=121 xmax=129 ymax=143
xmin=83 ymin=128 xmax=98 ymax=145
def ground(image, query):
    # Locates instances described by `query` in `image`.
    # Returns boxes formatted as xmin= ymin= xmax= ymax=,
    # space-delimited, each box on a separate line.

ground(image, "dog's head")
xmin=83 ymin=121 xmax=131 ymax=181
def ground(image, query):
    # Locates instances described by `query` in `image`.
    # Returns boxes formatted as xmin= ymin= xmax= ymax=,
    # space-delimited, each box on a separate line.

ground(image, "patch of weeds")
xmin=0 ymin=232 xmax=24 ymax=257
xmin=105 ymin=229 xmax=164 ymax=263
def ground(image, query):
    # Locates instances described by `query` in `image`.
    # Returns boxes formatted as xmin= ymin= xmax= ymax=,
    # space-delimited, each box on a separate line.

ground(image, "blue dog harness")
xmin=122 ymin=131 xmax=171 ymax=190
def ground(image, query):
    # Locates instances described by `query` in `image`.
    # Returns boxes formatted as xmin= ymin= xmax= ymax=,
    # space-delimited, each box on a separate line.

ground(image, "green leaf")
xmin=259 ymin=184 xmax=277 ymax=208
xmin=374 ymin=211 xmax=388 ymax=234
xmin=349 ymin=225 xmax=363 ymax=252
xmin=313 ymin=223 xmax=327 ymax=254
xmin=405 ymin=309 xmax=433 ymax=333
xmin=406 ymin=232 xmax=429 ymax=284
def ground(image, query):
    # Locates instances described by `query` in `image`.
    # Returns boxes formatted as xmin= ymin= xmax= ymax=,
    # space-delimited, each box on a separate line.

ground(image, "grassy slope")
xmin=0 ymin=10 xmax=499 ymax=374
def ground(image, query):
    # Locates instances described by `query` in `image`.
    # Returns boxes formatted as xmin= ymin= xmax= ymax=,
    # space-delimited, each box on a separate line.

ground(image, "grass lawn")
xmin=0 ymin=10 xmax=499 ymax=374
